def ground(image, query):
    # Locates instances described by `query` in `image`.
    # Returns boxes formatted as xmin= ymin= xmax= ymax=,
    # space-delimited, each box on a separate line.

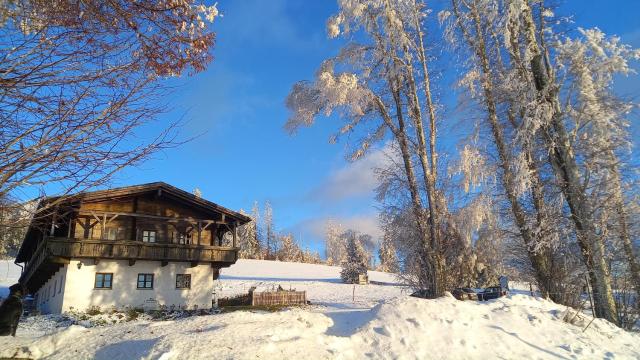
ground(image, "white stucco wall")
xmin=35 ymin=266 xmax=68 ymax=314
xmin=36 ymin=259 xmax=214 ymax=313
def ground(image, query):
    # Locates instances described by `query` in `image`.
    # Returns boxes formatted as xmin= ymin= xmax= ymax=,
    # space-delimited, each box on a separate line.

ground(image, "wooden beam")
xmin=106 ymin=214 xmax=119 ymax=224
xmin=49 ymin=256 xmax=70 ymax=265
xmin=161 ymin=260 xmax=169 ymax=267
xmin=78 ymin=210 xmax=229 ymax=225
xmin=128 ymin=259 xmax=136 ymax=266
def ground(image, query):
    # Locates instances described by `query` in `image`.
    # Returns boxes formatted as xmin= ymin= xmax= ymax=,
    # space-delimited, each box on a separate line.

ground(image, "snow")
xmin=1 ymin=259 xmax=639 ymax=359
xmin=0 ymin=260 xmax=21 ymax=299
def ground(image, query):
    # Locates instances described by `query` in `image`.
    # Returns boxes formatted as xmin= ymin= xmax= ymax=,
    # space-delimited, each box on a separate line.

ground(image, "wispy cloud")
xmin=286 ymin=212 xmax=383 ymax=249
xmin=307 ymin=145 xmax=392 ymax=204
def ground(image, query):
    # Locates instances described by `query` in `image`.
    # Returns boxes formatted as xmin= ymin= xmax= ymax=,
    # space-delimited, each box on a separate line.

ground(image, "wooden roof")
xmin=48 ymin=182 xmax=251 ymax=223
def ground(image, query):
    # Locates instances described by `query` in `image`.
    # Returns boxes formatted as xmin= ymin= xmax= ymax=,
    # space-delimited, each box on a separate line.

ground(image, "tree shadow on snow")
xmin=324 ymin=308 xmax=377 ymax=337
xmin=94 ymin=338 xmax=160 ymax=360
xmin=489 ymin=325 xmax=571 ymax=360
xmin=220 ymin=275 xmax=342 ymax=283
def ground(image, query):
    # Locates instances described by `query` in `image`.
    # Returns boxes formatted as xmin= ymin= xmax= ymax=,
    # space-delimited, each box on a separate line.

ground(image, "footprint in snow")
xmin=373 ymin=326 xmax=391 ymax=337
xmin=406 ymin=318 xmax=420 ymax=327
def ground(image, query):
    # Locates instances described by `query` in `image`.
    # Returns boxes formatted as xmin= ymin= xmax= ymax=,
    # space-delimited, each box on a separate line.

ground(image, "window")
xmin=176 ymin=232 xmax=191 ymax=244
xmin=142 ymin=230 xmax=156 ymax=243
xmin=95 ymin=273 xmax=113 ymax=289
xmin=105 ymin=227 xmax=125 ymax=240
xmin=52 ymin=280 xmax=57 ymax=298
xmin=58 ymin=276 xmax=63 ymax=293
xmin=176 ymin=274 xmax=191 ymax=289
xmin=137 ymin=274 xmax=154 ymax=289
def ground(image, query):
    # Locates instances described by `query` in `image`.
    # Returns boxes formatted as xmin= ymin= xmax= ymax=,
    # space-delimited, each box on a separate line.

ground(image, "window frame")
xmin=94 ymin=273 xmax=113 ymax=289
xmin=142 ymin=230 xmax=157 ymax=243
xmin=137 ymin=273 xmax=154 ymax=289
xmin=176 ymin=274 xmax=191 ymax=289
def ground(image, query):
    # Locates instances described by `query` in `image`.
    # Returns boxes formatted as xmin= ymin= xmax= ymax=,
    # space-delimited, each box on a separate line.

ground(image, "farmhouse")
xmin=15 ymin=182 xmax=251 ymax=314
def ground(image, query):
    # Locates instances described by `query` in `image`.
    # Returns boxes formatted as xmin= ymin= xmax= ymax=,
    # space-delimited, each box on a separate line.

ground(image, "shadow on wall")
xmin=94 ymin=338 xmax=160 ymax=360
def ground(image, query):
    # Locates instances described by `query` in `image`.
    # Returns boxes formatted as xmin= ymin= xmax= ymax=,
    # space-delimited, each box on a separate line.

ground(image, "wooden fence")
xmin=251 ymin=291 xmax=306 ymax=306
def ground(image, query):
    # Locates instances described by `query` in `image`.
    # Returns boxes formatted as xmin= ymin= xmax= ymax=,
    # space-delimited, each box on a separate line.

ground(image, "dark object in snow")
xmin=478 ymin=286 xmax=508 ymax=301
xmin=409 ymin=290 xmax=429 ymax=298
xmin=452 ymin=288 xmax=478 ymax=301
xmin=0 ymin=284 xmax=24 ymax=336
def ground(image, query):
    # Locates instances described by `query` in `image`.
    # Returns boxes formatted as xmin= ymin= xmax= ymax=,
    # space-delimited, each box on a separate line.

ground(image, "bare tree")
xmin=0 ymin=0 xmax=219 ymax=223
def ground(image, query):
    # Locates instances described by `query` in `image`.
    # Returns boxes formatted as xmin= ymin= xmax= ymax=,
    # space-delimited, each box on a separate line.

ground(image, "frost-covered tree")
xmin=0 ymin=198 xmax=30 ymax=258
xmin=378 ymin=233 xmax=399 ymax=273
xmin=302 ymin=248 xmax=323 ymax=264
xmin=443 ymin=0 xmax=640 ymax=325
xmin=340 ymin=230 xmax=369 ymax=283
xmin=287 ymin=0 xmax=449 ymax=297
xmin=263 ymin=201 xmax=277 ymax=260
xmin=446 ymin=0 xmax=563 ymax=302
xmin=325 ymin=220 xmax=344 ymax=266
xmin=278 ymin=233 xmax=303 ymax=262
xmin=237 ymin=207 xmax=262 ymax=260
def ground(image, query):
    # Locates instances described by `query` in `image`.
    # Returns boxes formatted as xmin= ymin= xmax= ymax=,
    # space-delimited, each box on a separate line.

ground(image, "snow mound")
xmin=347 ymin=294 xmax=639 ymax=359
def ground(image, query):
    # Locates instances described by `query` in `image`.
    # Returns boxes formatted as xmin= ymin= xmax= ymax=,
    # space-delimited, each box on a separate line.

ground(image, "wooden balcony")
xmin=20 ymin=237 xmax=238 ymax=292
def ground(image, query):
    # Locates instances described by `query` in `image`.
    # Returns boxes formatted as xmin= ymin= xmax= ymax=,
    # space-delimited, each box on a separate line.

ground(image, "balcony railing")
xmin=20 ymin=237 xmax=238 ymax=290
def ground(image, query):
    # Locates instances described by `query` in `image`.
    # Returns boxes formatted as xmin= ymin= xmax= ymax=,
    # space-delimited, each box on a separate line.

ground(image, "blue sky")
xmin=97 ymin=0 xmax=639 ymax=252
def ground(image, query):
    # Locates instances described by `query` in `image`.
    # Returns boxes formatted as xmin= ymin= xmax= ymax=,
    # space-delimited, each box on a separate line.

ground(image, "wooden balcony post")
xmin=233 ymin=222 xmax=237 ymax=248
xmin=101 ymin=213 xmax=107 ymax=240
xmin=197 ymin=221 xmax=202 ymax=246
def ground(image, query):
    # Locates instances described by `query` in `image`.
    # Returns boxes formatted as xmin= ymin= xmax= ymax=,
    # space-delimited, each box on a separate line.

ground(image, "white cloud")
xmin=309 ymin=145 xmax=392 ymax=203
xmin=286 ymin=212 xmax=383 ymax=250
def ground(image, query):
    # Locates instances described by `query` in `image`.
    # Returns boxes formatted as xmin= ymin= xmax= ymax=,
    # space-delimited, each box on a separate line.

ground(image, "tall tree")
xmin=263 ymin=201 xmax=277 ymax=260
xmin=287 ymin=0 xmax=448 ymax=298
xmin=447 ymin=0 xmax=558 ymax=301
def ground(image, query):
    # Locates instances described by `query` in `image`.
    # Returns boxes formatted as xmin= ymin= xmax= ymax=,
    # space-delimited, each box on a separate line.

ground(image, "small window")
xmin=59 ymin=276 xmax=63 ymax=293
xmin=95 ymin=273 xmax=113 ymax=289
xmin=137 ymin=274 xmax=154 ymax=289
xmin=142 ymin=230 xmax=157 ymax=243
xmin=52 ymin=280 xmax=57 ymax=298
xmin=176 ymin=274 xmax=191 ymax=289
xmin=176 ymin=233 xmax=191 ymax=244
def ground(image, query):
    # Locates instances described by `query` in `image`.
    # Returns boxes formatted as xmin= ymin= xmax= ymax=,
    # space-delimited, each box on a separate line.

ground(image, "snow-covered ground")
xmin=0 ymin=259 xmax=21 ymax=299
xmin=1 ymin=259 xmax=639 ymax=359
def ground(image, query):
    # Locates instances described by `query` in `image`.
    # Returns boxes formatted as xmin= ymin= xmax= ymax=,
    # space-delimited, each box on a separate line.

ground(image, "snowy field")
xmin=0 ymin=259 xmax=639 ymax=359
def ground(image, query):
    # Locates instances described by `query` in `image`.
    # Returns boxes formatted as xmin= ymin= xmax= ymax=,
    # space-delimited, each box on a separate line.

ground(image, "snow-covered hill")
xmin=1 ymin=259 xmax=639 ymax=359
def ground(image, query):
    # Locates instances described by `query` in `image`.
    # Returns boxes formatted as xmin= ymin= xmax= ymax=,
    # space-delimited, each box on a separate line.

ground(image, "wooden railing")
xmin=20 ymin=237 xmax=238 ymax=286
xmin=46 ymin=237 xmax=237 ymax=262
